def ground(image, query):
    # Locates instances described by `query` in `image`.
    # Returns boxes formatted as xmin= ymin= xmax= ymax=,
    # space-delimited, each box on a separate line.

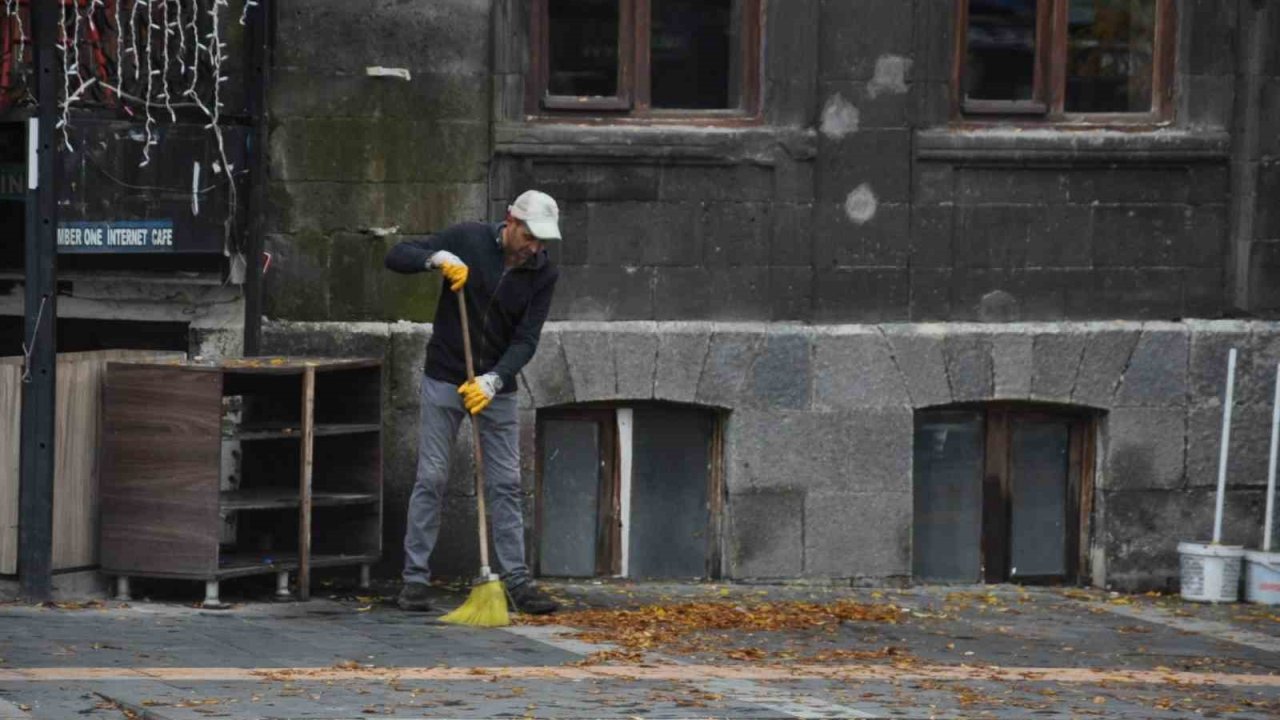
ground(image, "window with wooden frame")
xmin=529 ymin=0 xmax=763 ymax=120
xmin=913 ymin=405 xmax=1096 ymax=585
xmin=954 ymin=0 xmax=1175 ymax=122
xmin=534 ymin=405 xmax=725 ymax=579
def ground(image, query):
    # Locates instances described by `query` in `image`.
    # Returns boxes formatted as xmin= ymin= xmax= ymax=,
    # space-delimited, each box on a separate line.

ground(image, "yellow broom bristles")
xmin=439 ymin=579 xmax=510 ymax=627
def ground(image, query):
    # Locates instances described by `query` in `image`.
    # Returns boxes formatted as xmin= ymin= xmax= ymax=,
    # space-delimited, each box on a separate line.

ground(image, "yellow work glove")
xmin=458 ymin=373 xmax=502 ymax=415
xmin=428 ymin=250 xmax=468 ymax=292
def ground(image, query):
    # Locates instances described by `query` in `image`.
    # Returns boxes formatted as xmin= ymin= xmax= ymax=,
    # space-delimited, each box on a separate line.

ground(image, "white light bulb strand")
xmin=113 ymin=0 xmax=124 ymax=101
xmin=160 ymin=0 xmax=174 ymax=120
xmin=8 ymin=0 xmax=24 ymax=78
xmin=172 ymin=0 xmax=186 ymax=76
xmin=240 ymin=0 xmax=257 ymax=26
xmin=129 ymin=0 xmax=141 ymax=83
xmin=140 ymin=0 xmax=156 ymax=166
xmin=186 ymin=0 xmax=200 ymax=96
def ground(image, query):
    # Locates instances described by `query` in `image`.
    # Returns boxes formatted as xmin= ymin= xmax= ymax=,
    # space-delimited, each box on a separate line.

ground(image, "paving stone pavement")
xmin=0 ymin=581 xmax=1278 ymax=719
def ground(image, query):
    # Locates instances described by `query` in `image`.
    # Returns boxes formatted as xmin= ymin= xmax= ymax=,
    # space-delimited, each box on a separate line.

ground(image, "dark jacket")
xmin=384 ymin=222 xmax=559 ymax=394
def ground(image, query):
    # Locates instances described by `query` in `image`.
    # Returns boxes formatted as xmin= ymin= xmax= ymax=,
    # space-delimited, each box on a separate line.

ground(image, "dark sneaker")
xmin=508 ymin=582 xmax=558 ymax=615
xmin=397 ymin=582 xmax=433 ymax=611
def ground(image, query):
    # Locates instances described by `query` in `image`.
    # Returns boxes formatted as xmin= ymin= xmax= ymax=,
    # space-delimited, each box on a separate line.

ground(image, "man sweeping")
xmin=384 ymin=190 xmax=562 ymax=616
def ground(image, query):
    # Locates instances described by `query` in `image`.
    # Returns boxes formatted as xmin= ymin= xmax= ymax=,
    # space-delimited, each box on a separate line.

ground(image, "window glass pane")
xmin=912 ymin=412 xmax=984 ymax=582
xmin=549 ymin=0 xmax=621 ymax=98
xmin=1065 ymin=0 xmax=1156 ymax=112
xmin=1009 ymin=420 xmax=1070 ymax=578
xmin=538 ymin=419 xmax=602 ymax=577
xmin=651 ymin=0 xmax=736 ymax=109
xmin=966 ymin=0 xmax=1039 ymax=101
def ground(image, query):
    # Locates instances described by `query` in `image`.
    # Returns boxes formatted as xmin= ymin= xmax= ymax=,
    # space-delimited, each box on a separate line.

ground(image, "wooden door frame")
xmin=533 ymin=403 xmax=726 ymax=580
xmin=979 ymin=404 xmax=1095 ymax=585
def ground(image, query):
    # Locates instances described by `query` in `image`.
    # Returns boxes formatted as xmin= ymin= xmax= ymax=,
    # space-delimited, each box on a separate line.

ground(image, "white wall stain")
xmin=844 ymin=184 xmax=878 ymax=225
xmin=820 ymin=93 xmax=860 ymax=139
xmin=868 ymin=55 xmax=912 ymax=99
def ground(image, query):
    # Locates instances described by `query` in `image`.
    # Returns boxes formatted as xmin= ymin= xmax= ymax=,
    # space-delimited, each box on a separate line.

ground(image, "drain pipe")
xmin=1230 ymin=0 xmax=1268 ymax=311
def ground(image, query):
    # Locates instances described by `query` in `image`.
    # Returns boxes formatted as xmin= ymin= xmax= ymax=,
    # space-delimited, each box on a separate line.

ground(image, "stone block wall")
xmin=263 ymin=0 xmax=491 ymax=323
xmin=266 ymin=318 xmax=1280 ymax=591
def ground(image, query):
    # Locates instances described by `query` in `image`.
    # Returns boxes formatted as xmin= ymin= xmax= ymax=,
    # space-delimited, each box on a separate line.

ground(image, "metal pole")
xmin=242 ymin=0 xmax=271 ymax=356
xmin=1264 ymin=363 xmax=1280 ymax=553
xmin=19 ymin=0 xmax=61 ymax=600
xmin=1213 ymin=348 xmax=1238 ymax=545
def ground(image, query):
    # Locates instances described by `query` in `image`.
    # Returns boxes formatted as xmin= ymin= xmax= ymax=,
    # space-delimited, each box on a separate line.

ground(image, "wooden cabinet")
xmin=99 ymin=358 xmax=382 ymax=607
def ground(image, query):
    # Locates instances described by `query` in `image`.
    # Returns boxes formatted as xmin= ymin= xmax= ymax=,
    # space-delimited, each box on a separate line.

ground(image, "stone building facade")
xmin=261 ymin=0 xmax=1280 ymax=591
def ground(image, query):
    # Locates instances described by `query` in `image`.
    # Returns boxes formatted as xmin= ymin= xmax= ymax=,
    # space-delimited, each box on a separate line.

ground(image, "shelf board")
xmin=220 ymin=488 xmax=379 ymax=510
xmin=224 ymin=423 xmax=381 ymax=441
xmin=215 ymin=552 xmax=377 ymax=579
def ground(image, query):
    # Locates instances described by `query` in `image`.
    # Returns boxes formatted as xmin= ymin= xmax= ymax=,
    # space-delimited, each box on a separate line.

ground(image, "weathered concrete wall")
xmin=264 ymin=0 xmax=491 ymax=323
xmin=265 ymin=318 xmax=1280 ymax=591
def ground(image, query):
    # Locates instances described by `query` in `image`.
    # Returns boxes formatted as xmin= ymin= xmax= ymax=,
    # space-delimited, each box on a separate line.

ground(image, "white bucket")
xmin=1244 ymin=550 xmax=1280 ymax=605
xmin=1177 ymin=542 xmax=1244 ymax=602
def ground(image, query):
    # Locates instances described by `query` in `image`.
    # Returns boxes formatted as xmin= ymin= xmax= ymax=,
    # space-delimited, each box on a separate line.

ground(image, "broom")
xmin=439 ymin=286 xmax=510 ymax=628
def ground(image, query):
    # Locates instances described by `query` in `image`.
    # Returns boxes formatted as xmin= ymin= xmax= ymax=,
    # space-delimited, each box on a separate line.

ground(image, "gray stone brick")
xmin=820 ymin=0 xmax=913 ymax=80
xmin=1102 ymin=488 xmax=1267 ymax=590
xmin=944 ymin=335 xmax=994 ymax=403
xmin=885 ymin=331 xmax=952 ymax=407
xmin=655 ymin=331 xmax=711 ymax=403
xmin=747 ymin=333 xmax=812 ymax=410
xmin=653 ymin=267 xmax=712 ymax=321
xmin=913 ymin=162 xmax=955 ymax=206
xmin=954 ymin=205 xmax=1035 ymax=268
xmin=812 ymin=268 xmax=911 ymax=323
xmin=814 ymin=202 xmax=911 ymax=268
xmin=1066 ymin=168 xmax=1192 ymax=205
xmin=727 ymin=489 xmax=804 ymax=579
xmin=1185 ymin=205 xmax=1229 ymax=268
xmin=703 ymin=202 xmax=772 ymax=267
xmin=1092 ymin=206 xmax=1190 ymax=268
xmin=804 ymin=492 xmax=911 ymax=577
xmin=388 ymin=323 xmax=431 ymax=411
xmin=991 ymin=333 xmax=1033 ymax=400
xmin=819 ymin=80 xmax=909 ymax=129
xmin=770 ymin=267 xmax=814 ymax=321
xmin=1027 ymin=205 xmax=1093 ymax=268
xmin=812 ymin=332 xmax=910 ymax=409
xmin=728 ymin=410 xmax=836 ymax=492
xmin=1186 ymin=0 xmax=1238 ymax=76
xmin=909 ymin=268 xmax=953 ymax=322
xmin=520 ymin=331 xmax=575 ymax=407
xmin=770 ymin=203 xmax=815 ymax=267
xmin=1070 ymin=269 xmax=1185 ymax=321
xmin=1114 ymin=329 xmax=1189 ymax=407
xmin=1187 ymin=404 xmax=1276 ymax=488
xmin=910 ymin=205 xmax=954 ymax=269
xmin=1072 ymin=330 xmax=1141 ymax=408
xmin=834 ymin=409 xmax=914 ymax=493
xmin=707 ymin=267 xmax=773 ymax=321
xmin=510 ymin=162 xmax=660 ymax=203
xmin=563 ymin=330 xmax=618 ymax=402
xmin=551 ymin=265 xmax=654 ymax=321
xmin=1189 ymin=327 xmax=1253 ymax=407
xmin=1105 ymin=408 xmax=1187 ymax=491
xmin=613 ymin=330 xmax=659 ymax=401
xmin=697 ymin=332 xmax=765 ymax=408
xmin=586 ymin=202 xmax=701 ymax=266
xmin=818 ymin=130 xmax=912 ymax=203
xmin=660 ymin=164 xmax=774 ymax=202
xmin=1189 ymin=165 xmax=1230 ymax=206
xmin=957 ymin=168 xmax=1069 ymax=206
xmin=1031 ymin=334 xmax=1088 ymax=402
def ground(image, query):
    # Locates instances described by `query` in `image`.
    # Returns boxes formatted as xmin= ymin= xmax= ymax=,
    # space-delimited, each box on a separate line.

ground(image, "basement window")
xmin=535 ymin=404 xmax=724 ymax=579
xmin=956 ymin=0 xmax=1175 ymax=123
xmin=913 ymin=405 xmax=1096 ymax=584
xmin=530 ymin=0 xmax=762 ymax=120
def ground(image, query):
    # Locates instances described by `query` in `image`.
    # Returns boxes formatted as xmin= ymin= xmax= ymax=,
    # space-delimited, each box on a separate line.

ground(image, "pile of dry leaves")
xmin=521 ymin=600 xmax=906 ymax=664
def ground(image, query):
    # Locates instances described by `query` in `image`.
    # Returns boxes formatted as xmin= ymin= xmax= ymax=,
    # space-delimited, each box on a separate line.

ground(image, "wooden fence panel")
xmin=1 ymin=350 xmax=185 ymax=575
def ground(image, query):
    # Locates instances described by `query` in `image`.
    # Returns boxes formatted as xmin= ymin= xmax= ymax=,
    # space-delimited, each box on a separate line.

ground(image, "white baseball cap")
xmin=508 ymin=190 xmax=562 ymax=240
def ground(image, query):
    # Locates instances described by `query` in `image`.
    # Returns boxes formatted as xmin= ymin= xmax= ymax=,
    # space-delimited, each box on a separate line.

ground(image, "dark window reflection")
xmin=549 ymin=0 xmax=621 ymax=97
xmin=966 ymin=0 xmax=1039 ymax=101
xmin=1065 ymin=0 xmax=1155 ymax=112
xmin=651 ymin=0 xmax=735 ymax=109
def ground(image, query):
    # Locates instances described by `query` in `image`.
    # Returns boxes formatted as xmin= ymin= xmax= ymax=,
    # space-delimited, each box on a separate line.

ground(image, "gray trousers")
xmin=402 ymin=375 xmax=529 ymax=587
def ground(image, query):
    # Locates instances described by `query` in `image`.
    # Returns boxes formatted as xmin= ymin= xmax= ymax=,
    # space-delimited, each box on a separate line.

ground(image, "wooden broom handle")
xmin=457 ymin=290 xmax=491 ymax=572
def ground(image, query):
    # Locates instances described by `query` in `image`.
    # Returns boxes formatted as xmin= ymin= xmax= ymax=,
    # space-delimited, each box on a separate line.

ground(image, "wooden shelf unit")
xmin=99 ymin=358 xmax=383 ymax=607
